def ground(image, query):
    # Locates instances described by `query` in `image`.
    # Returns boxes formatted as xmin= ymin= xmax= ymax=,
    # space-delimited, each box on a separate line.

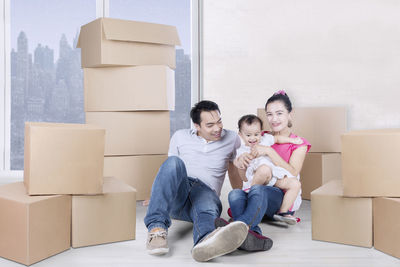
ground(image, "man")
xmin=144 ymin=100 xmax=247 ymax=262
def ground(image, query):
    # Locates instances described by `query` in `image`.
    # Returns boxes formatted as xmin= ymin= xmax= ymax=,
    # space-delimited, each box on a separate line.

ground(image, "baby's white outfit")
xmin=236 ymin=134 xmax=294 ymax=192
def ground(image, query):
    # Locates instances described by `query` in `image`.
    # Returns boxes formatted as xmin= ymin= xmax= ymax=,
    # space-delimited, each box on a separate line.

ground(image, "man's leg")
xmin=188 ymin=179 xmax=223 ymax=244
xmin=190 ymin=180 xmax=248 ymax=262
xmin=144 ymin=156 xmax=191 ymax=254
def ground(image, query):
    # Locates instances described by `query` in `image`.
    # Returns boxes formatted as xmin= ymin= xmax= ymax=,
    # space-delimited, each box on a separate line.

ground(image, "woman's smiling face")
xmin=265 ymin=100 xmax=291 ymax=132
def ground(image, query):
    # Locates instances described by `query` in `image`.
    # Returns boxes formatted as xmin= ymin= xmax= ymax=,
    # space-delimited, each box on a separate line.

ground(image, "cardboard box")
xmin=84 ymin=65 xmax=175 ymax=112
xmin=0 ymin=182 xmax=71 ymax=265
xmin=373 ymin=197 xmax=400 ymax=259
xmin=300 ymin=153 xmax=341 ymax=200
xmin=258 ymin=107 xmax=347 ymax=152
xmin=311 ymin=180 xmax=372 ymax=247
xmin=342 ymin=129 xmax=400 ymax=197
xmin=104 ymin=155 xmax=167 ymax=200
xmin=77 ymin=17 xmax=181 ymax=68
xmin=24 ymin=122 xmax=105 ymax=195
xmin=71 ymin=177 xmax=136 ymax=248
xmin=85 ymin=111 xmax=170 ymax=156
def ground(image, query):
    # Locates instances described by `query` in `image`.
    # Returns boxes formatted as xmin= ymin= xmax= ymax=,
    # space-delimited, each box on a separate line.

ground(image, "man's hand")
xmin=250 ymin=145 xmax=268 ymax=158
xmin=234 ymin=153 xmax=254 ymax=169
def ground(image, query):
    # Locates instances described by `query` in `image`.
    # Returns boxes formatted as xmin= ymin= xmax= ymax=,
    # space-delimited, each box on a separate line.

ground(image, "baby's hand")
xmin=291 ymin=137 xmax=303 ymax=145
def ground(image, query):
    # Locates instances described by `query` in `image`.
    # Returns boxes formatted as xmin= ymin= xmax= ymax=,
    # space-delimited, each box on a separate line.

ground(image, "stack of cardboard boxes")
xmin=0 ymin=17 xmax=181 ymax=265
xmin=0 ymin=122 xmax=137 ymax=265
xmin=257 ymin=107 xmax=346 ymax=199
xmin=78 ymin=17 xmax=180 ymax=200
xmin=312 ymin=129 xmax=400 ymax=257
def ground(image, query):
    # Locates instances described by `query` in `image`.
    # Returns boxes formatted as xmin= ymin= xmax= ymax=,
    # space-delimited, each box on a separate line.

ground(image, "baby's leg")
xmin=274 ymin=177 xmax=301 ymax=213
xmin=251 ymin=165 xmax=272 ymax=186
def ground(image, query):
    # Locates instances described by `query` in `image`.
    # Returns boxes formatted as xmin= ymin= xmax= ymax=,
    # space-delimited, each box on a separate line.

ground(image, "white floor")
xmin=1 ymin=181 xmax=399 ymax=267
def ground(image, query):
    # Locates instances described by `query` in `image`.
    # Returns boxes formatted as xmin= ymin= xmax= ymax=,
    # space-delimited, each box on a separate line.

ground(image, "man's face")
xmin=194 ymin=110 xmax=223 ymax=142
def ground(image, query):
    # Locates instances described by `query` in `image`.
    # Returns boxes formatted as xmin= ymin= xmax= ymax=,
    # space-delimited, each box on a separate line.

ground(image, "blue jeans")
xmin=144 ymin=156 xmax=222 ymax=245
xmin=228 ymin=185 xmax=284 ymax=234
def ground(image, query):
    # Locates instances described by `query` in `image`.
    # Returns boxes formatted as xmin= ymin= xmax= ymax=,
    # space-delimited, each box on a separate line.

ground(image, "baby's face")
xmin=239 ymin=122 xmax=262 ymax=147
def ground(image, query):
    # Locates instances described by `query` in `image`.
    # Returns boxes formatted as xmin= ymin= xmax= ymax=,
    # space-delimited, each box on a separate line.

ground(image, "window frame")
xmin=0 ymin=0 xmax=201 ymax=182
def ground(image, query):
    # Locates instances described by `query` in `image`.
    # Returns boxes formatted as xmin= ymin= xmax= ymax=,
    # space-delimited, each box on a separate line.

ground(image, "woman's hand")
xmin=250 ymin=145 xmax=270 ymax=158
xmin=234 ymin=153 xmax=254 ymax=169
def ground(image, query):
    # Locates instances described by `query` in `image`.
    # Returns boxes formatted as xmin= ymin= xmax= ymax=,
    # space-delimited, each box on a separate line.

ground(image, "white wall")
xmin=202 ymin=0 xmax=400 ymax=131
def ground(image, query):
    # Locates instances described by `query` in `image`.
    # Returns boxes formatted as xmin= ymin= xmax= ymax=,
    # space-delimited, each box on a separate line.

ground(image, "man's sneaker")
xmin=191 ymin=221 xmax=248 ymax=262
xmin=146 ymin=228 xmax=169 ymax=255
xmin=215 ymin=217 xmax=273 ymax=252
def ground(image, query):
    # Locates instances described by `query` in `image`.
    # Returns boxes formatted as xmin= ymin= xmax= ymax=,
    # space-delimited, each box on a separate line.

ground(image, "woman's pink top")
xmin=262 ymin=131 xmax=311 ymax=163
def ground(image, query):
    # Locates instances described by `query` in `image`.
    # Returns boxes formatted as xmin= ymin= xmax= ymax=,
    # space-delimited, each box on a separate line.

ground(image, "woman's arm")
xmin=274 ymin=135 xmax=303 ymax=145
xmin=251 ymin=145 xmax=307 ymax=177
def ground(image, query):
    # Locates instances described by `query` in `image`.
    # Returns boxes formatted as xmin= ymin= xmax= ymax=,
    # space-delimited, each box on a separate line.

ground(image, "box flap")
xmin=311 ymin=180 xmax=343 ymax=196
xmin=0 ymin=182 xmax=57 ymax=203
xmin=77 ymin=18 xmax=102 ymax=48
xmin=102 ymin=17 xmax=181 ymax=46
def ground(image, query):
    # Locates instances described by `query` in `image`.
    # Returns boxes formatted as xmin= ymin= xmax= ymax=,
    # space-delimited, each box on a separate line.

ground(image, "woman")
xmin=222 ymin=90 xmax=311 ymax=252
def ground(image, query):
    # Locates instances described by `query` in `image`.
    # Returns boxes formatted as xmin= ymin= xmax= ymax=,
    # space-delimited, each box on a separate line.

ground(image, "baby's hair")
xmin=238 ymin=114 xmax=263 ymax=131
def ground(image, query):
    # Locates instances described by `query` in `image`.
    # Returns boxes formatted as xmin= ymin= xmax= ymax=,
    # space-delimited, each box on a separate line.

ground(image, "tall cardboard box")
xmin=104 ymin=155 xmax=167 ymax=200
xmin=85 ymin=111 xmax=170 ymax=156
xmin=77 ymin=17 xmax=181 ymax=69
xmin=72 ymin=177 xmax=136 ymax=248
xmin=300 ymin=153 xmax=341 ymax=200
xmin=24 ymin=122 xmax=105 ymax=195
xmin=0 ymin=183 xmax=71 ymax=266
xmin=258 ymin=107 xmax=347 ymax=152
xmin=311 ymin=180 xmax=372 ymax=247
xmin=84 ymin=65 xmax=175 ymax=112
xmin=342 ymin=129 xmax=400 ymax=197
xmin=373 ymin=197 xmax=400 ymax=259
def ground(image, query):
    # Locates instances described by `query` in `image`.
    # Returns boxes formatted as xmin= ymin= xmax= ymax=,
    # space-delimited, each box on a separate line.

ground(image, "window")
xmin=1 ymin=0 xmax=198 ymax=175
xmin=9 ymin=0 xmax=96 ymax=170
xmin=109 ymin=0 xmax=193 ymax=135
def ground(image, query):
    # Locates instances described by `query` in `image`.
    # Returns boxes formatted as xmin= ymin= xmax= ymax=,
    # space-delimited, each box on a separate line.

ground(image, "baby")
xmin=233 ymin=114 xmax=302 ymax=224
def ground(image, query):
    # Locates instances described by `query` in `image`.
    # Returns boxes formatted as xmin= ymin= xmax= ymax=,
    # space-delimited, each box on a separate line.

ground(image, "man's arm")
xmin=168 ymin=131 xmax=179 ymax=157
xmin=228 ymin=162 xmax=244 ymax=189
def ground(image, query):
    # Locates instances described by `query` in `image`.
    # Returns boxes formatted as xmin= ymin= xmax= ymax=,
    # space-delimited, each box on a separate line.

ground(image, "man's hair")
xmin=190 ymin=100 xmax=220 ymax=125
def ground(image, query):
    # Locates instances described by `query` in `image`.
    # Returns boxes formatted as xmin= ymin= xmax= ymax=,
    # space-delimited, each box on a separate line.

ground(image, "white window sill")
xmin=0 ymin=170 xmax=23 ymax=184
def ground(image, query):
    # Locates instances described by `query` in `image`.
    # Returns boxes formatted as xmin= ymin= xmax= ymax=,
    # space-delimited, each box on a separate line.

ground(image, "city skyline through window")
xmin=10 ymin=1 xmax=193 ymax=170
xmin=10 ymin=1 xmax=96 ymax=170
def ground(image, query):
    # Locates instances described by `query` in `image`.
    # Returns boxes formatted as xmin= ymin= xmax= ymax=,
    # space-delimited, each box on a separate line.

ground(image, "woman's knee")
xmin=248 ymin=184 xmax=265 ymax=197
xmin=228 ymin=189 xmax=246 ymax=202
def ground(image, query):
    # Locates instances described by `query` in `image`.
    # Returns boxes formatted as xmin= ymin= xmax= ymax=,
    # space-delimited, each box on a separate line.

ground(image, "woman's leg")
xmin=228 ymin=185 xmax=284 ymax=232
xmin=228 ymin=189 xmax=248 ymax=219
